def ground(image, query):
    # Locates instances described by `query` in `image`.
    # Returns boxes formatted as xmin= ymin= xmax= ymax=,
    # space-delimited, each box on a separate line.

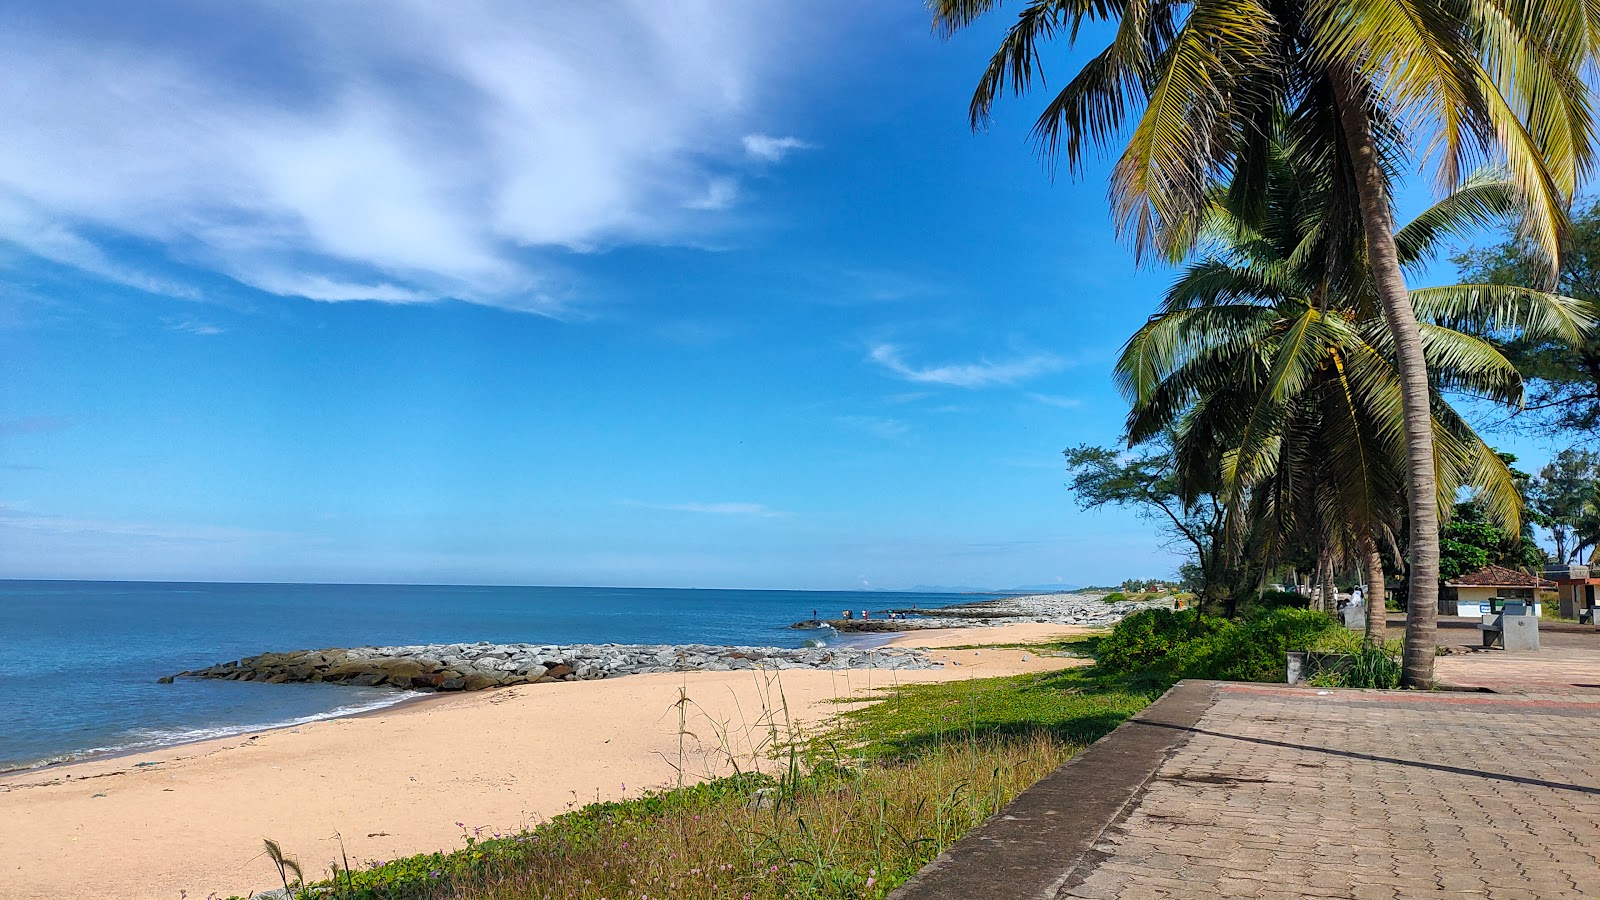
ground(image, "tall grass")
xmin=253 ymin=663 xmax=1155 ymax=900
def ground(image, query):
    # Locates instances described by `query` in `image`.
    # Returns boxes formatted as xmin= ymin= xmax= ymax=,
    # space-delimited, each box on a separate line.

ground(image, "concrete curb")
xmin=887 ymin=679 xmax=1220 ymax=900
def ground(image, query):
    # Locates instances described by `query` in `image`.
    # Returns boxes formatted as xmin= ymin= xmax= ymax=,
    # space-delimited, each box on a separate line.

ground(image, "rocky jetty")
xmin=808 ymin=592 xmax=1176 ymax=632
xmin=167 ymin=641 xmax=941 ymax=692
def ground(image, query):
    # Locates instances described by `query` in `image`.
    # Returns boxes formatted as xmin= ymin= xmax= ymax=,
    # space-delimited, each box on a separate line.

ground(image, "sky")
xmin=0 ymin=1 xmax=1568 ymax=590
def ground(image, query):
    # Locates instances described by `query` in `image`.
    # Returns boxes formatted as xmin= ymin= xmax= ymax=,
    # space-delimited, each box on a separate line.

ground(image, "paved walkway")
xmin=891 ymin=679 xmax=1600 ymax=900
xmin=1437 ymin=647 xmax=1600 ymax=693
xmin=1064 ymin=685 xmax=1600 ymax=899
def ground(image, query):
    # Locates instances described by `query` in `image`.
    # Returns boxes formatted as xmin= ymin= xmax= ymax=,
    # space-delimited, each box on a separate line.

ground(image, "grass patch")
xmin=816 ymin=666 xmax=1162 ymax=763
xmin=249 ymin=665 xmax=1159 ymax=900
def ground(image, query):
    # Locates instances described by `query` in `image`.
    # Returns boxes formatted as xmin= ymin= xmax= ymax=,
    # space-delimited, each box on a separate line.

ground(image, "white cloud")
xmin=0 ymin=1 xmax=822 ymax=312
xmin=684 ymin=177 xmax=742 ymax=212
xmin=1028 ymin=392 xmax=1082 ymax=409
xmin=619 ymin=500 xmax=788 ymax=518
xmin=166 ymin=318 xmax=225 ymax=336
xmin=742 ymin=134 xmax=813 ymax=162
xmin=837 ymin=415 xmax=911 ymax=440
xmin=868 ymin=344 xmax=1064 ymax=388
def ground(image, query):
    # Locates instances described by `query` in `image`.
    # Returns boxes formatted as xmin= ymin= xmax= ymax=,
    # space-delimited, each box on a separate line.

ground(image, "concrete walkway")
xmin=891 ymin=679 xmax=1600 ymax=899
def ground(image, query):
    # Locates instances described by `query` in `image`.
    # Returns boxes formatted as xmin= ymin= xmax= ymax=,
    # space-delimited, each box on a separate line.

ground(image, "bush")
xmin=1101 ymin=591 xmax=1129 ymax=603
xmin=1306 ymin=644 xmax=1401 ymax=689
xmin=1095 ymin=608 xmax=1224 ymax=675
xmin=1097 ymin=607 xmax=1336 ymax=683
xmin=1247 ymin=589 xmax=1311 ymax=611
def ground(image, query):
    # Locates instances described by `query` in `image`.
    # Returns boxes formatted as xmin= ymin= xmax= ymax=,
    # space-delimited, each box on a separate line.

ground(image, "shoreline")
xmin=0 ymin=688 xmax=440 ymax=778
xmin=0 ymin=623 xmax=1098 ymax=900
xmin=2 ymin=616 xmax=1091 ymax=778
xmin=0 ymin=634 xmax=909 ymax=777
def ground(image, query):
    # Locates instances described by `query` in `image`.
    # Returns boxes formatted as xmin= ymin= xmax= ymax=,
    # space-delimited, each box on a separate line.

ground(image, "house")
xmin=1439 ymin=564 xmax=1555 ymax=617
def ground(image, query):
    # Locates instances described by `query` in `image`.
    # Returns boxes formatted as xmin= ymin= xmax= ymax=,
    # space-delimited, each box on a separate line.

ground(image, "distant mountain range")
xmin=883 ymin=583 xmax=1084 ymax=595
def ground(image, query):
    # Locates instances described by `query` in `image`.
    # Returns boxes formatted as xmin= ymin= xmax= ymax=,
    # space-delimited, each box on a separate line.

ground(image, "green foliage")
xmin=1439 ymin=501 xmax=1543 ymax=581
xmin=237 ymin=667 xmax=1159 ymax=900
xmin=1062 ymin=441 xmax=1238 ymax=608
xmin=821 ymin=665 xmax=1161 ymax=763
xmin=1095 ymin=608 xmax=1221 ymax=675
xmin=1304 ymin=643 xmax=1402 ymax=691
xmin=1526 ymin=449 xmax=1600 ymax=564
xmin=1102 ymin=591 xmax=1129 ymax=603
xmin=1454 ymin=196 xmax=1600 ymax=446
xmin=1246 ymin=589 xmax=1311 ymax=612
xmin=1096 ymin=608 xmax=1336 ymax=684
xmin=1119 ymin=578 xmax=1168 ymax=593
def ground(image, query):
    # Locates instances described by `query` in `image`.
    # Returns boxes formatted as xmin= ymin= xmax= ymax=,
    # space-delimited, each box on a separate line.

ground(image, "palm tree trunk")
xmin=1334 ymin=73 xmax=1439 ymax=688
xmin=1363 ymin=537 xmax=1387 ymax=644
xmin=1316 ymin=553 xmax=1332 ymax=614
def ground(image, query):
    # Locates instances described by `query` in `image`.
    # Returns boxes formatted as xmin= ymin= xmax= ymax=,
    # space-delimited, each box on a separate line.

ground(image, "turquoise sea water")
xmin=0 ymin=580 xmax=987 ymax=771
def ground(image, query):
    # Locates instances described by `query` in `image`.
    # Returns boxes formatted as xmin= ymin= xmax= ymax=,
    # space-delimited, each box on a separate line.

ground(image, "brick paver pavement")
xmin=1062 ymin=685 xmax=1600 ymax=899
xmin=1437 ymin=647 xmax=1600 ymax=694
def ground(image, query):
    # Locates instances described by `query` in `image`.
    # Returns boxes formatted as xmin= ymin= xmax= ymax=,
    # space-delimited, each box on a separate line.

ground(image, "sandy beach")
xmin=0 ymin=624 xmax=1093 ymax=900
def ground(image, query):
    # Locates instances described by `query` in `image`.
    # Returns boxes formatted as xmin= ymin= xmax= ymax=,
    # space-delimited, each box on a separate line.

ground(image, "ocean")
xmin=0 ymin=580 xmax=987 ymax=771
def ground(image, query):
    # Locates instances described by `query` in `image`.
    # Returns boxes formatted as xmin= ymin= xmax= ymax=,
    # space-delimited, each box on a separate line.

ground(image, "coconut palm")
xmin=933 ymin=0 xmax=1595 ymax=686
xmin=1116 ymin=153 xmax=1590 ymax=643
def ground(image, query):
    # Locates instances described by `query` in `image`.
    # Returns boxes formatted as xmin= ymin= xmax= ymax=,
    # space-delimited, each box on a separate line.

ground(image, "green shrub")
xmin=1095 ymin=608 xmax=1224 ymax=675
xmin=1097 ymin=607 xmax=1335 ymax=683
xmin=1306 ymin=644 xmax=1401 ymax=689
xmin=1101 ymin=591 xmax=1129 ymax=603
xmin=1245 ymin=589 xmax=1311 ymax=612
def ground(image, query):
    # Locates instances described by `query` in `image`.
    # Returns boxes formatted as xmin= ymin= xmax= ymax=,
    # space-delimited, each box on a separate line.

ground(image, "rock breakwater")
xmin=807 ymin=592 xmax=1177 ymax=632
xmin=168 ymin=642 xmax=940 ymax=692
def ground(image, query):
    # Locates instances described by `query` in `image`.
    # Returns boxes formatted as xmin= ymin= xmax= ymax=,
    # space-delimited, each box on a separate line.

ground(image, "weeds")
xmin=249 ymin=662 xmax=1155 ymax=900
xmin=262 ymin=838 xmax=304 ymax=895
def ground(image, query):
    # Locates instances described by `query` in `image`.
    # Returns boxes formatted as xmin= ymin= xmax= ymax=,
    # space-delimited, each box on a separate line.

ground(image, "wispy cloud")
xmin=742 ymin=134 xmax=812 ymax=162
xmin=837 ymin=415 xmax=911 ymax=440
xmin=0 ymin=503 xmax=291 ymax=542
xmin=165 ymin=318 xmax=225 ymax=336
xmin=1027 ymin=392 xmax=1082 ymax=409
xmin=868 ymin=344 xmax=1064 ymax=388
xmin=0 ymin=3 xmax=823 ymax=312
xmin=619 ymin=500 xmax=788 ymax=518
xmin=684 ymin=177 xmax=741 ymax=212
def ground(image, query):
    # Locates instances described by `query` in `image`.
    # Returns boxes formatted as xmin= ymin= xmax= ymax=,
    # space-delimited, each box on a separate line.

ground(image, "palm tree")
xmin=933 ymin=0 xmax=1594 ymax=686
xmin=1118 ymin=151 xmax=1588 ymax=647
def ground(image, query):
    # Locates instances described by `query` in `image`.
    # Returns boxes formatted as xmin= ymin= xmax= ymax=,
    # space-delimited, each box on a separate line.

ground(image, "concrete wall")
xmin=1441 ymin=585 xmax=1540 ymax=617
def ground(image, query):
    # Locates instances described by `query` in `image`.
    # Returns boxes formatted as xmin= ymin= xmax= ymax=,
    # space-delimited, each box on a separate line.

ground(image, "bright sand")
xmin=0 ymin=625 xmax=1095 ymax=900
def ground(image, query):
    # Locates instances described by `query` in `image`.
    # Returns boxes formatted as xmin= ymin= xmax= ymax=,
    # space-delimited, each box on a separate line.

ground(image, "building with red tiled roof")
xmin=1440 ymin=565 xmax=1556 ymax=616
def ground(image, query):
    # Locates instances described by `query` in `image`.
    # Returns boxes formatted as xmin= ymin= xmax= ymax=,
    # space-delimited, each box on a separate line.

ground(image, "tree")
xmin=1062 ymin=441 xmax=1250 ymax=611
xmin=1455 ymin=198 xmax=1600 ymax=446
xmin=1527 ymin=449 xmax=1600 ymax=563
xmin=1113 ymin=144 xmax=1576 ymax=642
xmin=933 ymin=0 xmax=1593 ymax=687
xmin=1438 ymin=501 xmax=1545 ymax=580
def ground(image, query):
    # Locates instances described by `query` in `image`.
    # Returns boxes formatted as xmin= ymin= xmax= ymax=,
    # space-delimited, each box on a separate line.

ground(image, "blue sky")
xmin=0 ymin=1 xmax=1563 ymax=589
